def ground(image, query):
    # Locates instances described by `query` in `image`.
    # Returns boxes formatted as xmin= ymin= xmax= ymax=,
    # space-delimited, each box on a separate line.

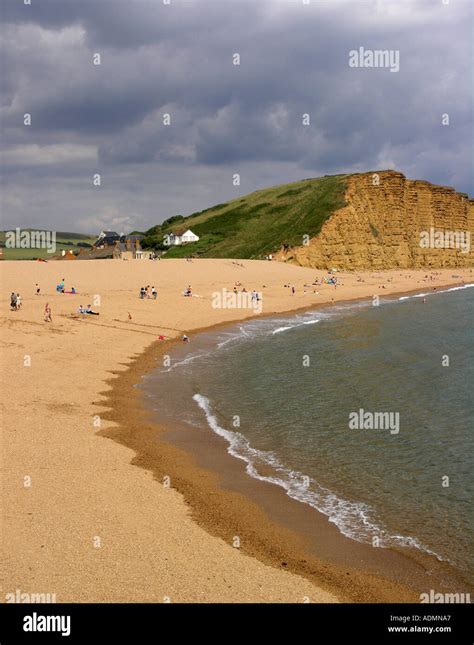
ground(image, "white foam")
xmin=272 ymin=318 xmax=320 ymax=334
xmin=162 ymin=352 xmax=209 ymax=373
xmin=398 ymin=283 xmax=474 ymax=301
xmin=398 ymin=292 xmax=429 ymax=301
xmin=272 ymin=326 xmax=294 ymax=334
xmin=192 ymin=393 xmax=444 ymax=559
xmin=216 ymin=336 xmax=237 ymax=349
xmin=444 ymin=283 xmax=474 ymax=292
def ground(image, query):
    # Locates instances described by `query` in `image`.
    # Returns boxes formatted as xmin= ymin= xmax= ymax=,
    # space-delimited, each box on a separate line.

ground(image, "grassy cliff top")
xmin=146 ymin=174 xmax=348 ymax=259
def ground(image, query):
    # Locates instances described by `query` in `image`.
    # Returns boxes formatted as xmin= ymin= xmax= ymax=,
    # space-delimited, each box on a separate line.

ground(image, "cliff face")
xmin=288 ymin=171 xmax=474 ymax=270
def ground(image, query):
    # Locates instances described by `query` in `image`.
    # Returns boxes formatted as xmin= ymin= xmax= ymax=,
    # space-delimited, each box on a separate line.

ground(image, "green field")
xmin=0 ymin=230 xmax=95 ymax=260
xmin=142 ymin=174 xmax=347 ymax=259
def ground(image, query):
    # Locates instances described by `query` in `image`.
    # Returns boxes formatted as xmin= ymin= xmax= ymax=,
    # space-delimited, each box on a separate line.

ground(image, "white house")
xmin=164 ymin=229 xmax=199 ymax=246
xmin=180 ymin=229 xmax=200 ymax=243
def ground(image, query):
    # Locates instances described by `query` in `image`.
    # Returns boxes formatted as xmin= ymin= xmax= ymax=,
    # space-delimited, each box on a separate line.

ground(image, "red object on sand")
xmin=157 ymin=335 xmax=166 ymax=340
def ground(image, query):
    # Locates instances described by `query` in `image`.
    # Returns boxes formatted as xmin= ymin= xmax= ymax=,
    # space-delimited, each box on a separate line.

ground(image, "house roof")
xmin=169 ymin=229 xmax=197 ymax=237
xmin=100 ymin=230 xmax=120 ymax=237
xmin=76 ymin=247 xmax=115 ymax=260
xmin=93 ymin=233 xmax=122 ymax=247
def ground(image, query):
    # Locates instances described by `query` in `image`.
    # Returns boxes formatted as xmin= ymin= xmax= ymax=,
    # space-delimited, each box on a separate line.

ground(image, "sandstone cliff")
xmin=285 ymin=171 xmax=474 ymax=270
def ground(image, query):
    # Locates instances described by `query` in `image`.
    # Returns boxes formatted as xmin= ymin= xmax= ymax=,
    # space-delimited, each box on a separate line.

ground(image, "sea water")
xmin=142 ymin=285 xmax=474 ymax=581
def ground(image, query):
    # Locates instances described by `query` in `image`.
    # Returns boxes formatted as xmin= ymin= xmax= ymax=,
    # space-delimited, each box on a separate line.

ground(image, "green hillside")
xmin=0 ymin=230 xmax=95 ymax=260
xmin=144 ymin=174 xmax=347 ymax=259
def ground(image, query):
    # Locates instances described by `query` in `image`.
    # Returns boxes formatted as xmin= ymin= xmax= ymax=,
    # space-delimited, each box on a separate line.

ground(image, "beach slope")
xmin=1 ymin=259 xmax=472 ymax=602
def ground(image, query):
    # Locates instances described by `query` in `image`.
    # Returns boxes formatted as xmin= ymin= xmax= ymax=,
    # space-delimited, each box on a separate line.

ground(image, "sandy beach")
xmin=2 ymin=258 xmax=472 ymax=603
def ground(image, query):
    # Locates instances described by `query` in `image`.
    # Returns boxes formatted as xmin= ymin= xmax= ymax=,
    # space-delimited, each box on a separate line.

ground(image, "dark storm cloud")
xmin=0 ymin=0 xmax=472 ymax=232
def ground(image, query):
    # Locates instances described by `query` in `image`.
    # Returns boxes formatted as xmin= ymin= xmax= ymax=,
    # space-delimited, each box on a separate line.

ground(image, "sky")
xmin=0 ymin=0 xmax=472 ymax=234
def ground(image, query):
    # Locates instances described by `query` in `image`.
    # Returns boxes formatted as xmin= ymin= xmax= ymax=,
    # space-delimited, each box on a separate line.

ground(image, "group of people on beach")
xmin=287 ymin=271 xmax=344 ymax=296
xmin=78 ymin=304 xmax=100 ymax=316
xmin=139 ymin=285 xmax=157 ymax=299
xmin=10 ymin=292 xmax=22 ymax=310
xmin=229 ymin=282 xmax=262 ymax=302
xmin=56 ymin=278 xmax=76 ymax=294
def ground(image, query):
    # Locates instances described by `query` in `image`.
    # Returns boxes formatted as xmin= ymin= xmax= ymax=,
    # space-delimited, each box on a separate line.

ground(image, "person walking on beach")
xmin=152 ymin=286 xmax=157 ymax=300
xmin=291 ymin=285 xmax=295 ymax=295
xmin=35 ymin=283 xmax=40 ymax=295
xmin=44 ymin=303 xmax=52 ymax=322
xmin=16 ymin=293 xmax=22 ymax=309
xmin=10 ymin=292 xmax=17 ymax=310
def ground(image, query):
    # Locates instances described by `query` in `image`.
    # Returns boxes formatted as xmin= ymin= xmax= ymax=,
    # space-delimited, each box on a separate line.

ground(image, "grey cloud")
xmin=0 ymin=0 xmax=472 ymax=232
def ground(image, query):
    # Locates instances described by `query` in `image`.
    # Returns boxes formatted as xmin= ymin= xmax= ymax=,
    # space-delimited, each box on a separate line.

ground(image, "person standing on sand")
xmin=44 ymin=303 xmax=52 ymax=322
xmin=16 ymin=293 xmax=22 ymax=309
xmin=36 ymin=283 xmax=40 ymax=295
xmin=291 ymin=286 xmax=295 ymax=295
xmin=152 ymin=286 xmax=157 ymax=300
xmin=10 ymin=292 xmax=17 ymax=310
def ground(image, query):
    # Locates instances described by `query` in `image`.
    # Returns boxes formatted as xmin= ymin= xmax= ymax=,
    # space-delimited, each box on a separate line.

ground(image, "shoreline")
xmin=101 ymin=279 xmax=473 ymax=603
xmin=3 ymin=259 xmax=473 ymax=603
